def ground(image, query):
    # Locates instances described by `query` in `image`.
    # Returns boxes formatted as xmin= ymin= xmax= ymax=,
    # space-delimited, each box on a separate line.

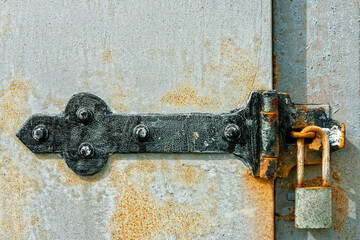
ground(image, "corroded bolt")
xmin=78 ymin=143 xmax=94 ymax=158
xmin=76 ymin=107 xmax=93 ymax=123
xmin=134 ymin=124 xmax=150 ymax=141
xmin=32 ymin=125 xmax=48 ymax=142
xmin=224 ymin=124 xmax=241 ymax=141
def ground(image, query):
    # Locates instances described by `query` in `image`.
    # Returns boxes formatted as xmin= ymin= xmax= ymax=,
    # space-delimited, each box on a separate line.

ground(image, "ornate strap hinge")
xmin=17 ymin=91 xmax=345 ymax=178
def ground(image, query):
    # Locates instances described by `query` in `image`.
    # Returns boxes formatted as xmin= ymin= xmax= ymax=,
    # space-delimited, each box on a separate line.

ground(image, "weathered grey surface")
xmin=295 ymin=188 xmax=332 ymax=229
xmin=0 ymin=1 xmax=273 ymax=239
xmin=274 ymin=0 xmax=360 ymax=239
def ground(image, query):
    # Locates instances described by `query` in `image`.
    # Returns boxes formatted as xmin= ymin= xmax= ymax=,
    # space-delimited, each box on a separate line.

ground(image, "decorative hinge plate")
xmin=17 ymin=91 xmax=345 ymax=178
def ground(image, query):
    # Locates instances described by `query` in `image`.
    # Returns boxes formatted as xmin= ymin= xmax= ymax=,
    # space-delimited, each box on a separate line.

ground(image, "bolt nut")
xmin=133 ymin=124 xmax=150 ymax=141
xmin=78 ymin=143 xmax=94 ymax=158
xmin=32 ymin=125 xmax=49 ymax=142
xmin=76 ymin=107 xmax=93 ymax=123
xmin=224 ymin=124 xmax=241 ymax=141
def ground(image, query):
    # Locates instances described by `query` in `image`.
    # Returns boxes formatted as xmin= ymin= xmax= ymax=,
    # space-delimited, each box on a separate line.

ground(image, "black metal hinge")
xmin=17 ymin=91 xmax=345 ymax=178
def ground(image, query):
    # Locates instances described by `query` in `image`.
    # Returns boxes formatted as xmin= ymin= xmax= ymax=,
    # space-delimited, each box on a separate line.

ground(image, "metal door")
xmin=274 ymin=0 xmax=359 ymax=239
xmin=0 ymin=1 xmax=273 ymax=239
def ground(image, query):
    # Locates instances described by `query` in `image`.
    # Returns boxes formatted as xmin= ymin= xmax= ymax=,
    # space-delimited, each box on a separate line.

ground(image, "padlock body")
xmin=295 ymin=187 xmax=332 ymax=229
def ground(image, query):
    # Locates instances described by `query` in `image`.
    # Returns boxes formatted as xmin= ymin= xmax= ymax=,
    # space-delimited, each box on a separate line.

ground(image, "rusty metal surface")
xmin=295 ymin=127 xmax=332 ymax=229
xmin=0 ymin=0 xmax=274 ymax=239
xmin=274 ymin=0 xmax=360 ymax=238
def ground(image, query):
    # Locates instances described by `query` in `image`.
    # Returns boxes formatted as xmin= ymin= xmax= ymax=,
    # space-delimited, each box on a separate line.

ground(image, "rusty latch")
xmin=16 ymin=91 xmax=345 ymax=177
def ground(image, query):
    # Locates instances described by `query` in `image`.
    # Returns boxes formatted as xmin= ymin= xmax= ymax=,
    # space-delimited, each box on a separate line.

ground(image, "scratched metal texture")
xmin=274 ymin=0 xmax=360 ymax=239
xmin=0 ymin=1 xmax=273 ymax=239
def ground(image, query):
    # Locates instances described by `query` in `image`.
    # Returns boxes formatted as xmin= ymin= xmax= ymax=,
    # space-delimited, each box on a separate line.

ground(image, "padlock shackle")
xmin=297 ymin=126 xmax=330 ymax=188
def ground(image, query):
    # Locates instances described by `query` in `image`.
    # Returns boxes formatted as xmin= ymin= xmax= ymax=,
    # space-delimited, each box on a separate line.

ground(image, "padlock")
xmin=295 ymin=126 xmax=332 ymax=229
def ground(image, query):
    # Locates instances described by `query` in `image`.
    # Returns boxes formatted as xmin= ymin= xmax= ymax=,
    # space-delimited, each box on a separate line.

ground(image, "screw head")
xmin=78 ymin=143 xmax=94 ymax=158
xmin=32 ymin=125 xmax=48 ymax=142
xmin=224 ymin=124 xmax=241 ymax=141
xmin=134 ymin=124 xmax=150 ymax=141
xmin=76 ymin=107 xmax=93 ymax=123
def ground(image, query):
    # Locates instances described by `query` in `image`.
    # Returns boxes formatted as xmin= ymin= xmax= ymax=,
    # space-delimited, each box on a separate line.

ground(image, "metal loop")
xmin=291 ymin=131 xmax=316 ymax=139
xmin=296 ymin=126 xmax=330 ymax=188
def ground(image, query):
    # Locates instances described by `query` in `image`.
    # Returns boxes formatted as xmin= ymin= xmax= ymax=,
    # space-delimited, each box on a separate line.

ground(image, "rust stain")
xmin=273 ymin=53 xmax=279 ymax=89
xmin=0 ymin=13 xmax=11 ymax=37
xmin=260 ymin=157 xmax=277 ymax=179
xmin=175 ymin=163 xmax=205 ymax=186
xmin=338 ymin=122 xmax=346 ymax=149
xmin=103 ymin=49 xmax=113 ymax=63
xmin=277 ymin=171 xmax=349 ymax=232
xmin=308 ymin=135 xmax=322 ymax=151
xmin=108 ymin=159 xmax=218 ymax=239
xmin=216 ymin=38 xmax=268 ymax=107
xmin=267 ymin=112 xmax=278 ymax=123
xmin=275 ymin=212 xmax=295 ymax=222
xmin=160 ymin=38 xmax=268 ymax=111
xmin=160 ymin=82 xmax=222 ymax=110
xmin=0 ymin=78 xmax=48 ymax=239
xmin=243 ymin=171 xmax=274 ymax=239
xmin=109 ymin=82 xmax=129 ymax=112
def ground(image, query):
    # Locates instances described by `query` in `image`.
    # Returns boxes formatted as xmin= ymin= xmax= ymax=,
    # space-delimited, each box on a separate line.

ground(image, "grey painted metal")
xmin=0 ymin=0 xmax=274 ymax=239
xmin=274 ymin=0 xmax=360 ymax=239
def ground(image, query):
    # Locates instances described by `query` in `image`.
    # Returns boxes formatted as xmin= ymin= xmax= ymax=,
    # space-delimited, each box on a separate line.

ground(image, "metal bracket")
xmin=17 ymin=91 xmax=345 ymax=177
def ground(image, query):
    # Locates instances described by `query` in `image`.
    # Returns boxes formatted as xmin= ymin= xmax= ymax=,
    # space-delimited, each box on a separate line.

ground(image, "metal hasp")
xmin=16 ymin=91 xmax=345 ymax=177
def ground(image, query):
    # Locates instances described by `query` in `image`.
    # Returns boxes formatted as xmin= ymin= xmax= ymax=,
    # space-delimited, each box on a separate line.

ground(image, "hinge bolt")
xmin=76 ymin=107 xmax=93 ymax=123
xmin=134 ymin=124 xmax=150 ymax=141
xmin=224 ymin=124 xmax=241 ymax=141
xmin=78 ymin=143 xmax=94 ymax=158
xmin=32 ymin=125 xmax=48 ymax=142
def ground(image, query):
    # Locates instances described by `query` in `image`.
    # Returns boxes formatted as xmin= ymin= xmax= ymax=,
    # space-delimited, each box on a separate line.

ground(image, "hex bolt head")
xmin=78 ymin=143 xmax=94 ymax=158
xmin=224 ymin=124 xmax=241 ymax=141
xmin=76 ymin=107 xmax=93 ymax=123
xmin=134 ymin=124 xmax=150 ymax=141
xmin=32 ymin=125 xmax=49 ymax=142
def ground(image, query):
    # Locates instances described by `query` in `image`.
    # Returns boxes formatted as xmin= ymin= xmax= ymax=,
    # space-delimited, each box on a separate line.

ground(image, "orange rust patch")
xmin=0 ymin=78 xmax=31 ymax=132
xmin=102 ymin=49 xmax=113 ymax=63
xmin=308 ymin=135 xmax=322 ymax=151
xmin=273 ymin=53 xmax=279 ymax=88
xmin=333 ymin=186 xmax=349 ymax=232
xmin=267 ymin=112 xmax=278 ymax=123
xmin=160 ymin=82 xmax=222 ymax=110
xmin=338 ymin=123 xmax=346 ymax=149
xmin=175 ymin=163 xmax=205 ymax=186
xmin=243 ymin=171 xmax=274 ymax=239
xmin=275 ymin=212 xmax=295 ymax=222
xmin=0 ymin=78 xmax=48 ymax=238
xmin=160 ymin=38 xmax=269 ymax=111
xmin=108 ymin=159 xmax=218 ymax=239
xmin=278 ymin=173 xmax=349 ymax=232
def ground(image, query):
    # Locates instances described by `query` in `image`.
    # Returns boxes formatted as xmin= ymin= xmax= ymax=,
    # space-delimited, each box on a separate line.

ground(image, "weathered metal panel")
xmin=0 ymin=1 xmax=273 ymax=239
xmin=274 ymin=0 xmax=360 ymax=239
